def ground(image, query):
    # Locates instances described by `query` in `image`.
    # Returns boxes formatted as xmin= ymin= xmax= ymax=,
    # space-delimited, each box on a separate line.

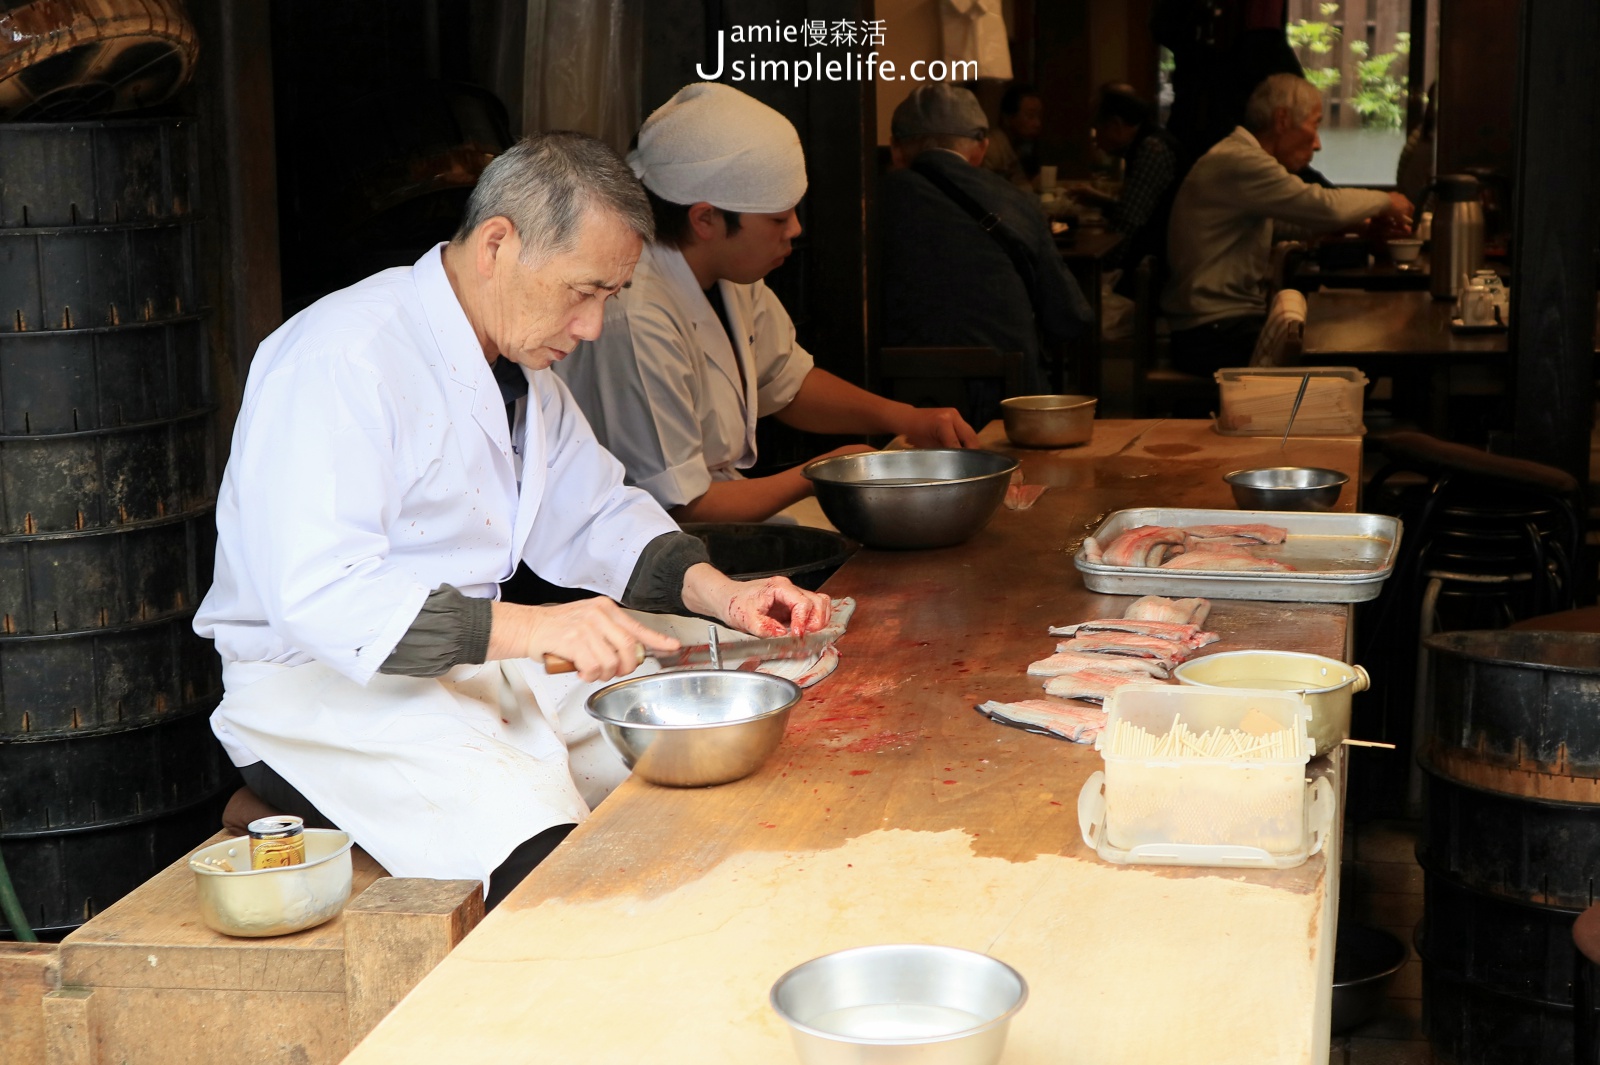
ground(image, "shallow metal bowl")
xmin=1333 ymin=924 xmax=1408 ymax=1034
xmin=1000 ymin=394 xmax=1097 ymax=448
xmin=1224 ymin=466 xmax=1349 ymax=511
xmin=771 ymin=944 xmax=1028 ymax=1065
xmin=189 ymin=829 xmax=354 ymax=938
xmin=802 ymin=449 xmax=1018 ymax=550
xmin=585 ymin=669 xmax=802 ymax=787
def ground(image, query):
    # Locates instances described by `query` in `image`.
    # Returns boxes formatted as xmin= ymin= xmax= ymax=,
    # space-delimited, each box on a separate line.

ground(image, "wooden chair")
xmin=874 ymin=347 xmax=1025 ymax=431
xmin=1127 ymin=256 xmax=1212 ymax=417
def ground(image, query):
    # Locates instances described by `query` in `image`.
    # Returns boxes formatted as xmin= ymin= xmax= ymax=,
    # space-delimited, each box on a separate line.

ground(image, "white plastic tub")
xmin=1093 ymin=684 xmax=1312 ymax=855
xmin=1214 ymin=366 xmax=1368 ymax=436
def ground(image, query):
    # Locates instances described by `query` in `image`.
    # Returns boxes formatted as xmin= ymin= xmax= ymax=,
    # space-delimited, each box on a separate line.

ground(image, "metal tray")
xmin=1073 ymin=507 xmax=1402 ymax=603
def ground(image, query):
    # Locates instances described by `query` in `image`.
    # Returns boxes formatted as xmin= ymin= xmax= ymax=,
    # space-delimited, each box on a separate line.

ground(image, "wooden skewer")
xmin=1341 ymin=738 xmax=1398 ymax=749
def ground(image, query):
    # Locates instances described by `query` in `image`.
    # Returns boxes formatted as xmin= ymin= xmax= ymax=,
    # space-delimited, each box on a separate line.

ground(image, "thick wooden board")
xmin=346 ymin=420 xmax=1361 ymax=1065
xmin=344 ymin=878 xmax=483 ymax=1046
xmin=0 ymin=943 xmax=58 ymax=1065
xmin=61 ymin=832 xmax=388 ymax=993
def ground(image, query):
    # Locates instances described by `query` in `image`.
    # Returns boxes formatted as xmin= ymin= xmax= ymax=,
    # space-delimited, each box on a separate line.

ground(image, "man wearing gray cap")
xmin=880 ymin=84 xmax=1092 ymax=396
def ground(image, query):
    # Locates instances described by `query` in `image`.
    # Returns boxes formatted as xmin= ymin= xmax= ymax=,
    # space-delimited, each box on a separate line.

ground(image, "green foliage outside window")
xmin=1285 ymin=4 xmax=1410 ymax=130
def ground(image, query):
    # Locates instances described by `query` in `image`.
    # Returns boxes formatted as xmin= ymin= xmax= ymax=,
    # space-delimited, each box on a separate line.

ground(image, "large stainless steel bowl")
xmin=189 ymin=829 xmax=354 ymax=938
xmin=1224 ymin=466 xmax=1349 ymax=511
xmin=770 ymin=944 xmax=1028 ymax=1065
xmin=1000 ymin=394 xmax=1097 ymax=448
xmin=802 ymin=449 xmax=1018 ymax=550
xmin=585 ymin=670 xmax=802 ymax=787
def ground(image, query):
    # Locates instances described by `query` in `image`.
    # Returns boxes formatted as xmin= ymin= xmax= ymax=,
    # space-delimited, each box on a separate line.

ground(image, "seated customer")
xmin=879 ymin=84 xmax=1093 ymax=396
xmin=557 ymin=83 xmax=977 ymax=524
xmin=983 ymin=82 xmax=1043 ymax=190
xmin=1074 ymin=83 xmax=1185 ymax=288
xmin=1162 ymin=73 xmax=1412 ymax=379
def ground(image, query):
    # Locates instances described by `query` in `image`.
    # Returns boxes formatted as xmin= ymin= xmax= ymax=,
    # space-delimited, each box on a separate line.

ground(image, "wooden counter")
xmin=344 ymin=420 xmax=1362 ymax=1065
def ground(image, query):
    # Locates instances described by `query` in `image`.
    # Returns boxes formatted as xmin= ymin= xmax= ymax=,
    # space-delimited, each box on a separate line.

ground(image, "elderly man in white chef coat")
xmin=194 ymin=132 xmax=832 ymax=906
xmin=555 ymin=83 xmax=980 ymax=524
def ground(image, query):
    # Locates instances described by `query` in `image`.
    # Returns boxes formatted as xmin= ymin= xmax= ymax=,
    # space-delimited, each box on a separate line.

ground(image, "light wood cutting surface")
xmin=344 ymin=419 xmax=1363 ymax=1065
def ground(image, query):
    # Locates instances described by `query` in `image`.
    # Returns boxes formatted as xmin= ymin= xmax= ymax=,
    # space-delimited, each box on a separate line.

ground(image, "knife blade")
xmin=542 ymin=627 xmax=837 ymax=675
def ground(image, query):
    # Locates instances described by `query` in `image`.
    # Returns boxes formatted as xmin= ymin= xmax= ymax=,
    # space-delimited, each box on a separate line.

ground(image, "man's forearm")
xmin=670 ymin=470 xmax=812 ymax=523
xmin=773 ymin=368 xmax=909 ymax=436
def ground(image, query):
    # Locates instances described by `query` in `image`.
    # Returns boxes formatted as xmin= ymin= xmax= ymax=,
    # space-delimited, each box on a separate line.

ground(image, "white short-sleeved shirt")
xmin=556 ymin=242 xmax=815 ymax=509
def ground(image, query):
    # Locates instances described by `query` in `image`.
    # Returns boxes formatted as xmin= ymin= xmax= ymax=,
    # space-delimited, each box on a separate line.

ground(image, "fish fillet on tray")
xmin=1074 ymin=507 xmax=1401 ymax=603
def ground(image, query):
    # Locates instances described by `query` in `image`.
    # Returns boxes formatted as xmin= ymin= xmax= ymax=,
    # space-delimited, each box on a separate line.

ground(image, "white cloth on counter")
xmin=627 ymin=82 xmax=807 ymax=213
xmin=941 ymin=0 xmax=1013 ymax=80
xmin=195 ymin=242 xmax=681 ymax=891
xmin=1250 ymin=288 xmax=1307 ymax=366
xmin=555 ymin=241 xmax=814 ymax=510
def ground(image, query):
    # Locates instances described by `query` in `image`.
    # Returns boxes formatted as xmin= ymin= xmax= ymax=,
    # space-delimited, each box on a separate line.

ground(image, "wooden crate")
xmin=9 ymin=832 xmax=481 ymax=1064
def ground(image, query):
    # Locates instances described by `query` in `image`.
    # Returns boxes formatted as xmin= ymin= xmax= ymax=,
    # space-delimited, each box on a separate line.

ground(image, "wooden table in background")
xmin=1057 ymin=227 xmax=1124 ymax=397
xmin=344 ymin=420 xmax=1362 ymax=1065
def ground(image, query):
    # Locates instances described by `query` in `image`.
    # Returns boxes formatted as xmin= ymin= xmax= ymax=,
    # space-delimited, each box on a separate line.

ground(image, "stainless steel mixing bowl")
xmin=802 ymin=449 xmax=1018 ymax=550
xmin=584 ymin=669 xmax=802 ymax=787
xmin=189 ymin=829 xmax=354 ymax=937
xmin=1223 ymin=466 xmax=1349 ymax=511
xmin=1000 ymin=394 xmax=1097 ymax=447
xmin=770 ymin=944 xmax=1028 ymax=1065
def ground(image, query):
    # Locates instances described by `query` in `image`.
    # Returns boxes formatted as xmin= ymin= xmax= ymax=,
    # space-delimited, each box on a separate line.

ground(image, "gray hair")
xmin=453 ymin=131 xmax=654 ymax=263
xmin=1244 ymin=73 xmax=1323 ymax=133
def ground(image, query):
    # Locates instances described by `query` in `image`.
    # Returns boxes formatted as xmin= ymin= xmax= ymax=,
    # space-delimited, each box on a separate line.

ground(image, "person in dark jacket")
xmin=1075 ymin=83 xmax=1187 ymax=291
xmin=879 ymin=84 xmax=1093 ymax=397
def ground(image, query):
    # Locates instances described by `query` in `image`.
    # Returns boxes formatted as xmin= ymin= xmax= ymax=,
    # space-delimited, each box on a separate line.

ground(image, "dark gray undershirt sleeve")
xmin=379 ymin=584 xmax=493 ymax=678
xmin=379 ymin=533 xmax=710 ymax=677
xmin=619 ymin=531 xmax=711 ymax=615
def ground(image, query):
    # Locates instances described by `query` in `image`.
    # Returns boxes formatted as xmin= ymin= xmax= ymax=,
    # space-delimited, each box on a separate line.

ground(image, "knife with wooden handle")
xmin=542 ymin=628 xmax=837 ymax=675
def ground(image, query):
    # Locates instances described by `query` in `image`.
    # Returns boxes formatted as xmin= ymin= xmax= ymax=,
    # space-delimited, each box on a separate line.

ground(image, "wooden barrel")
xmin=1417 ymin=631 xmax=1600 ymax=1064
xmin=0 ymin=0 xmax=198 ymax=120
xmin=0 ymin=115 xmax=225 ymax=938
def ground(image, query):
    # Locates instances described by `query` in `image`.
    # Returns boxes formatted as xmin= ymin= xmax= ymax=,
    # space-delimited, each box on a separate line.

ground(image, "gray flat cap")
xmin=890 ymin=84 xmax=990 ymax=141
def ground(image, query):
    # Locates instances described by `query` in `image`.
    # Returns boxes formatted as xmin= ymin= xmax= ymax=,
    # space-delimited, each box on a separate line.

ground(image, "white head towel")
xmin=628 ymin=83 xmax=807 ymax=214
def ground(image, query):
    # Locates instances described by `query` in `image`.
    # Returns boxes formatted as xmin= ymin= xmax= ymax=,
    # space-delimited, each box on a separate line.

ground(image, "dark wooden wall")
xmin=1434 ymin=0 xmax=1518 ymax=178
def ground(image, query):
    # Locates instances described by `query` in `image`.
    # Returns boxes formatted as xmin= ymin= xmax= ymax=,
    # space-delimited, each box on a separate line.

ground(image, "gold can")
xmin=247 ymin=815 xmax=306 ymax=869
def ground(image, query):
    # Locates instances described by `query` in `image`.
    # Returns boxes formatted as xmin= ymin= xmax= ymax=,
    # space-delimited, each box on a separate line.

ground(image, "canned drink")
xmin=247 ymin=815 xmax=306 ymax=869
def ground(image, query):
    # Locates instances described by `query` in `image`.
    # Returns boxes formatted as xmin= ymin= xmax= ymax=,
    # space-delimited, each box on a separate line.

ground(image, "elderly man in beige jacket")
xmin=1162 ymin=73 xmax=1412 ymax=383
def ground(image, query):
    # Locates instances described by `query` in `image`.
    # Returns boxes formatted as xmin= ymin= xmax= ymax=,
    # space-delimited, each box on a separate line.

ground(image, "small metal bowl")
xmin=1224 ymin=466 xmax=1349 ymax=511
xmin=585 ymin=669 xmax=802 ymax=787
xmin=1333 ymin=924 xmax=1408 ymax=1034
xmin=803 ymin=449 xmax=1018 ymax=550
xmin=189 ymin=828 xmax=354 ymax=938
xmin=1000 ymin=394 xmax=1097 ymax=448
xmin=771 ymin=944 xmax=1028 ymax=1065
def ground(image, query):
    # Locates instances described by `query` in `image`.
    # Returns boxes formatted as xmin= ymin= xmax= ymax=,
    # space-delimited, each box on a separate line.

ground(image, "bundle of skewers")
xmin=1102 ymin=711 xmax=1296 ymax=761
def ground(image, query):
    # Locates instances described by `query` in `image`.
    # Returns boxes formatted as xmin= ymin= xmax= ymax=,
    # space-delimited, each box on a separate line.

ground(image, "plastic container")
xmin=1172 ymin=650 xmax=1370 ymax=756
xmin=1091 ymin=684 xmax=1312 ymax=855
xmin=1213 ymin=366 xmax=1368 ymax=437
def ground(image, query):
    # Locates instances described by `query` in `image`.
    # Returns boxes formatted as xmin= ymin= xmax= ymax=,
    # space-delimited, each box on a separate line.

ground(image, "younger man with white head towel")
xmin=557 ymin=83 xmax=978 ymax=524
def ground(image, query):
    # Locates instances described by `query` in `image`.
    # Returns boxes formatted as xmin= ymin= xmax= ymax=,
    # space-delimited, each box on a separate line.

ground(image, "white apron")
xmin=196 ymin=244 xmax=680 ymax=892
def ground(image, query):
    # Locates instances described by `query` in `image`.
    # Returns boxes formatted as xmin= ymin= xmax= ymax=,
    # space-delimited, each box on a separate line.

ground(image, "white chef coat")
xmin=555 ymin=242 xmax=814 ymax=510
xmin=193 ymin=244 xmax=680 ymax=889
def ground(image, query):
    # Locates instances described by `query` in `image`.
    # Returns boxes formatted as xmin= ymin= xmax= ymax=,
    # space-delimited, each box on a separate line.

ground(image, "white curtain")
xmin=522 ymin=0 xmax=643 ymax=153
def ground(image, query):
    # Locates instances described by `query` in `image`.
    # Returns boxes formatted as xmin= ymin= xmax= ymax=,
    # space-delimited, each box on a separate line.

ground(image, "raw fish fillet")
xmin=1027 ymin=650 xmax=1170 ymax=679
xmin=1042 ymin=670 xmax=1144 ymax=702
xmin=1100 ymin=525 xmax=1188 ymax=568
xmin=975 ymin=699 xmax=1106 ymax=744
xmin=1123 ymin=595 xmax=1212 ymax=627
xmin=1183 ymin=524 xmax=1288 ymax=545
xmin=1004 ymin=483 xmax=1048 ymax=510
xmin=1082 ymin=535 xmax=1104 ymax=564
xmin=1055 ymin=640 xmax=1185 ymax=671
xmin=1158 ymin=548 xmax=1294 ymax=572
xmin=1048 ymin=618 xmax=1219 ymax=648
xmin=1057 ymin=631 xmax=1197 ymax=660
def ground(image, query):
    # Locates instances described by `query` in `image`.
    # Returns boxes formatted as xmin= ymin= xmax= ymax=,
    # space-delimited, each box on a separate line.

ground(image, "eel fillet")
xmin=1123 ymin=595 xmax=1213 ymax=628
xmin=1027 ymin=650 xmax=1170 ymax=679
xmin=975 ymin=699 xmax=1106 ymax=744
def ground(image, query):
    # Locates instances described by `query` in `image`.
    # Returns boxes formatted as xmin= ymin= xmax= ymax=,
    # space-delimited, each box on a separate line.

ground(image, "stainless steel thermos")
xmin=1429 ymin=173 xmax=1485 ymax=301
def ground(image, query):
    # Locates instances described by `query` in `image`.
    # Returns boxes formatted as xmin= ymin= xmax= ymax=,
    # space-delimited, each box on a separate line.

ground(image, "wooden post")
xmin=1508 ymin=0 xmax=1598 ymax=482
xmin=0 ymin=943 xmax=59 ymax=1065
xmin=41 ymin=988 xmax=92 ymax=1065
xmin=343 ymin=878 xmax=484 ymax=1048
